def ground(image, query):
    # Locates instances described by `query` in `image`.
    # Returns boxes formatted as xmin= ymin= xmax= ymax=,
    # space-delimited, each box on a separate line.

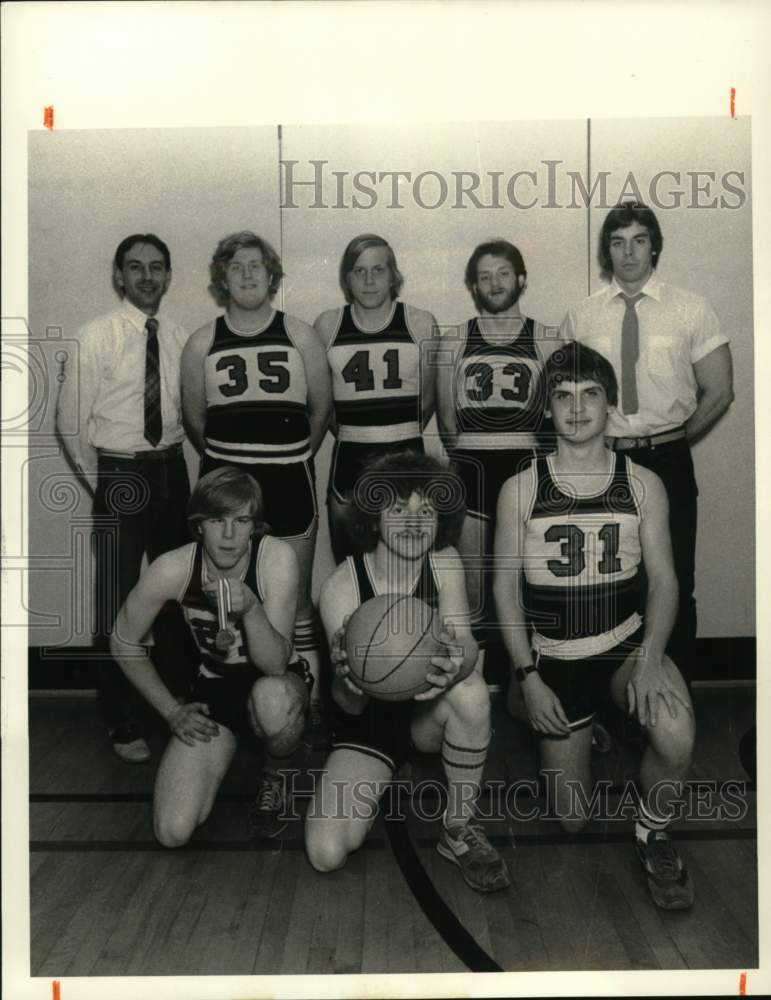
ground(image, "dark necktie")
xmin=143 ymin=317 xmax=162 ymax=447
xmin=620 ymin=293 xmax=643 ymax=415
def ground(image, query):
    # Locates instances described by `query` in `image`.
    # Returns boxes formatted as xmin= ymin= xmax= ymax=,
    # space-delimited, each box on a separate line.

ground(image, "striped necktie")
xmin=620 ymin=293 xmax=643 ymax=415
xmin=143 ymin=317 xmax=162 ymax=447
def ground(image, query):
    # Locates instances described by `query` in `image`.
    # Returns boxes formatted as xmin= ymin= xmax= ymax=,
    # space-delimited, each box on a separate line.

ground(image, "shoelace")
xmin=256 ymin=775 xmax=283 ymax=812
xmin=645 ymin=835 xmax=682 ymax=878
xmin=454 ymin=822 xmax=491 ymax=853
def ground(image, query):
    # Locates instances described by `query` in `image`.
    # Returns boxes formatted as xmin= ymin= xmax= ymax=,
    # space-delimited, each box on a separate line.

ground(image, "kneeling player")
xmin=181 ymin=231 xmax=331 ymax=747
xmin=494 ymin=342 xmax=695 ymax=909
xmin=304 ymin=451 xmax=510 ymax=893
xmin=110 ymin=467 xmax=311 ymax=845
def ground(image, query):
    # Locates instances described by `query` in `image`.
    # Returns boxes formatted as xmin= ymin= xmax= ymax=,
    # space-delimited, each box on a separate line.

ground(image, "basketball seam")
xmin=376 ymin=611 xmax=435 ymax=682
xmin=360 ymin=594 xmax=409 ymax=681
xmin=365 ymin=597 xmax=436 ymax=689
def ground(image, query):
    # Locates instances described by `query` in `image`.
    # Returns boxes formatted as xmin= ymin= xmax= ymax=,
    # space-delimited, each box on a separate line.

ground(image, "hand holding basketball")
xmin=344 ymin=594 xmax=442 ymax=701
xmin=415 ymin=622 xmax=465 ymax=701
xmin=331 ymin=615 xmax=364 ymax=697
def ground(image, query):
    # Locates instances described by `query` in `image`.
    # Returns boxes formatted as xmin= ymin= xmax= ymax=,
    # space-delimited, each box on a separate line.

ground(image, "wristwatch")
xmin=514 ymin=663 xmax=538 ymax=683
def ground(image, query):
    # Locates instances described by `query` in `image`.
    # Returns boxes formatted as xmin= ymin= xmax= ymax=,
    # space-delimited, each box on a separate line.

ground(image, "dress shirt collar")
xmin=118 ymin=297 xmax=163 ymax=332
xmin=607 ymin=270 xmax=663 ymax=303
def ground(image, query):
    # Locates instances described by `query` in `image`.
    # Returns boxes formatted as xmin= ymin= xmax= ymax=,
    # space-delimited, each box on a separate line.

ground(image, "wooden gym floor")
xmin=29 ymin=685 xmax=756 ymax=976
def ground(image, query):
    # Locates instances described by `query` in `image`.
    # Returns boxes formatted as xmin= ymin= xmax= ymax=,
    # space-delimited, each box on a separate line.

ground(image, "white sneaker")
xmin=437 ymin=820 xmax=511 ymax=893
xmin=110 ymin=725 xmax=151 ymax=764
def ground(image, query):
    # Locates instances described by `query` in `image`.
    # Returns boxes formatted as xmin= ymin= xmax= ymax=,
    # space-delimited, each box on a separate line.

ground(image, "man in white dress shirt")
xmin=57 ymin=234 xmax=191 ymax=761
xmin=560 ymin=202 xmax=734 ymax=682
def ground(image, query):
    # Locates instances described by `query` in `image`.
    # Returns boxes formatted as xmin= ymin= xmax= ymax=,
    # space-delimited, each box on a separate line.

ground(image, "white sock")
xmin=636 ymin=801 xmax=672 ymax=843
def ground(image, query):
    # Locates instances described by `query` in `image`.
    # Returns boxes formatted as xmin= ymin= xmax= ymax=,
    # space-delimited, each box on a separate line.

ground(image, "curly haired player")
xmin=305 ymin=451 xmax=510 ymax=893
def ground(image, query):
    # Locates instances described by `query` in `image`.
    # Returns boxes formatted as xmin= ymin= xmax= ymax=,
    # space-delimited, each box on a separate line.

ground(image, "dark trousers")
xmin=623 ymin=438 xmax=698 ymax=683
xmin=92 ymin=448 xmax=191 ymax=733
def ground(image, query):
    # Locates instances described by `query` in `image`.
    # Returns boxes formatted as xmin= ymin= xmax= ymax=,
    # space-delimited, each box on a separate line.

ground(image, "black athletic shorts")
xmin=536 ymin=627 xmax=644 ymax=731
xmin=450 ymin=447 xmax=536 ymax=521
xmin=201 ymin=455 xmax=318 ymax=539
xmin=330 ymin=697 xmax=414 ymax=772
xmin=329 ymin=437 xmax=424 ymax=504
xmin=190 ymin=658 xmax=314 ymax=736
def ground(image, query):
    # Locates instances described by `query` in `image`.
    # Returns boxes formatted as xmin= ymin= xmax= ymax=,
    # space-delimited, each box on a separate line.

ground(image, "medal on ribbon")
xmin=215 ymin=578 xmax=235 ymax=651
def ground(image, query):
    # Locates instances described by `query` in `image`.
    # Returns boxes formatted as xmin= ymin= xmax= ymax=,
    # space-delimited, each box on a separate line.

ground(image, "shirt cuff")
xmin=691 ymin=334 xmax=730 ymax=365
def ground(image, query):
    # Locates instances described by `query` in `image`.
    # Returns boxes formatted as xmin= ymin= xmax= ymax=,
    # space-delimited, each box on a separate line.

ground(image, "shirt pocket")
xmin=643 ymin=334 xmax=687 ymax=377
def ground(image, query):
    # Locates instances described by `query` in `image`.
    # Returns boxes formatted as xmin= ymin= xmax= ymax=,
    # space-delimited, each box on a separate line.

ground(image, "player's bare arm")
xmin=319 ymin=563 xmax=369 ymax=715
xmin=313 ymin=309 xmax=341 ymax=436
xmin=627 ymin=462 xmax=690 ymax=727
xmin=493 ymin=471 xmax=571 ymax=736
xmin=181 ymin=322 xmax=216 ymax=453
xmin=407 ymin=304 xmax=439 ymax=430
xmin=286 ymin=315 xmax=333 ymax=454
xmin=312 ymin=308 xmax=340 ymax=351
xmin=434 ymin=326 xmax=465 ymax=450
xmin=111 ymin=551 xmax=220 ymax=746
xmin=686 ymin=343 xmax=734 ymax=443
xmin=414 ymin=546 xmax=478 ymax=702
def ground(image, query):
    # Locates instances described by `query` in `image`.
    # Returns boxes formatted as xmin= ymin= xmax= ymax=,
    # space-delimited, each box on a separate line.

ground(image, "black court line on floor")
xmin=30 ymin=827 xmax=756 ymax=853
xmin=385 ymin=809 xmax=502 ymax=973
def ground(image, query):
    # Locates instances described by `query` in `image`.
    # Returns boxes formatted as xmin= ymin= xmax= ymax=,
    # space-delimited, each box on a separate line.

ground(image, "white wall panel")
xmin=27 ymin=127 xmax=281 ymax=646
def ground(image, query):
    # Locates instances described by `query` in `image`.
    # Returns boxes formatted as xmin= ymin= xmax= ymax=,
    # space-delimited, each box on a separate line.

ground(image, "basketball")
xmin=344 ymin=594 xmax=442 ymax=701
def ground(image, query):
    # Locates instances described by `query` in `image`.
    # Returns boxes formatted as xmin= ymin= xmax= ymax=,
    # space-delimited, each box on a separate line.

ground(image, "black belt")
xmin=97 ymin=443 xmax=184 ymax=461
xmin=609 ymin=428 xmax=686 ymax=451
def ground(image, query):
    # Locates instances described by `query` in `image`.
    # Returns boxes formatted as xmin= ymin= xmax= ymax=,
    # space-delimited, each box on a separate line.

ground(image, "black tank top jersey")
xmin=327 ymin=302 xmax=421 ymax=442
xmin=347 ymin=549 xmax=440 ymax=610
xmin=453 ymin=316 xmax=546 ymax=438
xmin=203 ymin=312 xmax=311 ymax=464
xmin=522 ymin=454 xmax=643 ymax=654
xmin=180 ymin=536 xmax=270 ymax=678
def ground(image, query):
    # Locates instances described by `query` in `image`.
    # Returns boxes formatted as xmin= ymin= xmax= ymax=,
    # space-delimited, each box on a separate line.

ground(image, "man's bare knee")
xmin=251 ymin=675 xmax=305 ymax=732
xmin=249 ymin=675 xmax=306 ymax=755
xmin=647 ymin=708 xmax=695 ymax=768
xmin=445 ymin=671 xmax=490 ymax=724
xmin=305 ymin=825 xmax=349 ymax=873
xmin=267 ymin=713 xmax=305 ymax=756
xmin=154 ymin=813 xmax=194 ymax=849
